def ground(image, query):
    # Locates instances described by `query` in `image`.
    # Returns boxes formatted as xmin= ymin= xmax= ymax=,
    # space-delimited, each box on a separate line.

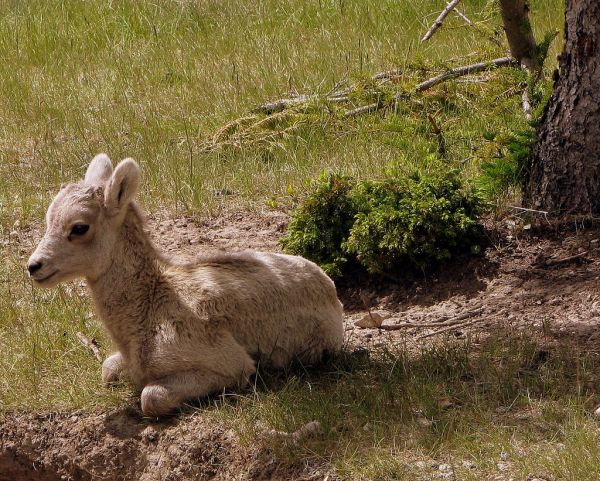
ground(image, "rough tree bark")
xmin=498 ymin=0 xmax=539 ymax=73
xmin=525 ymin=0 xmax=600 ymax=214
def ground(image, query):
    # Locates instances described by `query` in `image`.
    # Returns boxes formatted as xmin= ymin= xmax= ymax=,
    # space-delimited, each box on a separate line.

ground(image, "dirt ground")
xmin=2 ymin=208 xmax=600 ymax=480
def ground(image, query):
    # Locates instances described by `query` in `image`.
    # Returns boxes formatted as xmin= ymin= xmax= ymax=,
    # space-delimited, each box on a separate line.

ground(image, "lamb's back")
xmin=167 ymin=251 xmax=343 ymax=364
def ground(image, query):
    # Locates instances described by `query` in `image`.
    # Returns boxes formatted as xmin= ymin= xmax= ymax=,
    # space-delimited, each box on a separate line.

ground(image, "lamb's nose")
xmin=27 ymin=261 xmax=43 ymax=275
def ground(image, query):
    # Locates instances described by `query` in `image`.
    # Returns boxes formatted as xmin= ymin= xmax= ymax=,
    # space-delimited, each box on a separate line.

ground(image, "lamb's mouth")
xmin=33 ymin=270 xmax=59 ymax=283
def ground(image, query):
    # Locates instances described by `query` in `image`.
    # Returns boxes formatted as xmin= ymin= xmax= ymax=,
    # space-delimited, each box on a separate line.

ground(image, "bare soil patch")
xmin=3 ymin=209 xmax=600 ymax=480
xmin=0 ymin=409 xmax=328 ymax=481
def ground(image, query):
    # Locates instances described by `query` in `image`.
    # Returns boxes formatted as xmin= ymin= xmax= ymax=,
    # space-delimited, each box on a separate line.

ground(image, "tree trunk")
xmin=498 ymin=0 xmax=539 ymax=73
xmin=525 ymin=0 xmax=600 ymax=215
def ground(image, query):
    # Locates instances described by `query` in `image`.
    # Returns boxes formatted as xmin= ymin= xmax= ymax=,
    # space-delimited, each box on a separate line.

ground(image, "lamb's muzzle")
xmin=28 ymin=153 xmax=345 ymax=417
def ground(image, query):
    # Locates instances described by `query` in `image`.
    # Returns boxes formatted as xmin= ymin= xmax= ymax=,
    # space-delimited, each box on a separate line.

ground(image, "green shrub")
xmin=345 ymin=173 xmax=482 ymax=273
xmin=280 ymin=171 xmax=483 ymax=277
xmin=475 ymin=127 xmax=535 ymax=204
xmin=279 ymin=173 xmax=357 ymax=277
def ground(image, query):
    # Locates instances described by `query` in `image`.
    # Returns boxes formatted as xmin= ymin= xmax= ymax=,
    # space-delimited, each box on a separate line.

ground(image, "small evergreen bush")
xmin=475 ymin=128 xmax=535 ymax=204
xmin=280 ymin=171 xmax=483 ymax=277
xmin=279 ymin=173 xmax=357 ymax=277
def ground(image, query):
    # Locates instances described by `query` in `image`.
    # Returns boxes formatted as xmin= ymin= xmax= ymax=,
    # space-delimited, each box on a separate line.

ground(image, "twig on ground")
xmin=427 ymin=113 xmax=447 ymax=157
xmin=452 ymin=6 xmax=474 ymax=27
xmin=422 ymin=0 xmax=462 ymax=42
xmin=521 ymin=88 xmax=532 ymax=120
xmin=253 ymin=95 xmax=312 ymax=114
xmin=76 ymin=332 xmax=103 ymax=362
xmin=257 ymin=421 xmax=322 ymax=444
xmin=380 ymin=306 xmax=483 ymax=331
xmin=416 ymin=308 xmax=505 ymax=340
xmin=415 ymin=57 xmax=517 ymax=92
xmin=507 ymin=205 xmax=550 ymax=224
xmin=451 ymin=8 xmax=504 ymax=47
xmin=507 ymin=205 xmax=548 ymax=214
xmin=345 ymin=102 xmax=381 ymax=117
xmin=372 ymin=69 xmax=404 ymax=81
xmin=540 ymin=251 xmax=590 ymax=268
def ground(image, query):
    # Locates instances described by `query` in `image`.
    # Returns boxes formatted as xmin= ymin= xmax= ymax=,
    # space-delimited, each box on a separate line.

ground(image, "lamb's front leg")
xmin=140 ymin=364 xmax=255 ymax=417
xmin=102 ymin=352 xmax=125 ymax=385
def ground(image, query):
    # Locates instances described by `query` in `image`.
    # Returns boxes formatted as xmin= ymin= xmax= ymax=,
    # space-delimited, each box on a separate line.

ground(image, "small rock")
xmin=354 ymin=312 xmax=389 ymax=329
xmin=416 ymin=416 xmax=433 ymax=427
xmin=141 ymin=426 xmax=159 ymax=442
xmin=462 ymin=460 xmax=476 ymax=469
xmin=593 ymin=406 xmax=600 ymax=418
xmin=413 ymin=461 xmax=426 ymax=469
xmin=438 ymin=463 xmax=452 ymax=472
xmin=500 ymin=451 xmax=509 ymax=461
xmin=497 ymin=461 xmax=510 ymax=471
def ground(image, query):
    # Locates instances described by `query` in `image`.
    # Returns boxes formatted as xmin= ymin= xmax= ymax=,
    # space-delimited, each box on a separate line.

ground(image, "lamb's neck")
xmin=87 ymin=208 xmax=169 ymax=346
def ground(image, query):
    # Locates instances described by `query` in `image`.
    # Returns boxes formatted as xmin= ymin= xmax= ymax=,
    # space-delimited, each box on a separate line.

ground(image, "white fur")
xmin=28 ymin=155 xmax=344 ymax=416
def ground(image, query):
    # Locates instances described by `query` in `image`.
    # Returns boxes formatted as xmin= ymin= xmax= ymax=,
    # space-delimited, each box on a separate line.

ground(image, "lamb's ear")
xmin=105 ymin=158 xmax=141 ymax=213
xmin=84 ymin=153 xmax=113 ymax=186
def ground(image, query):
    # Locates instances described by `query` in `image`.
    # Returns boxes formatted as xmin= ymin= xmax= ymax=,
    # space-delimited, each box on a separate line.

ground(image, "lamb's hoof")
xmin=101 ymin=367 xmax=120 ymax=385
xmin=141 ymin=385 xmax=178 ymax=417
xmin=101 ymin=355 xmax=123 ymax=385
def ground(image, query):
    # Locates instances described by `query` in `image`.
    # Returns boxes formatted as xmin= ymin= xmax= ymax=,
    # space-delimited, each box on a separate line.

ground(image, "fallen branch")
xmin=422 ymin=0 xmax=462 ymax=42
xmin=380 ymin=306 xmax=483 ymax=331
xmin=540 ymin=251 xmax=589 ymax=268
xmin=417 ymin=308 xmax=506 ymax=339
xmin=507 ymin=205 xmax=549 ymax=215
xmin=76 ymin=332 xmax=103 ymax=362
xmin=452 ymin=6 xmax=475 ymax=27
xmin=345 ymin=102 xmax=381 ymax=117
xmin=427 ymin=113 xmax=447 ymax=157
xmin=415 ymin=57 xmax=517 ymax=92
xmin=521 ymin=87 xmax=532 ymax=120
xmin=253 ymin=95 xmax=311 ymax=114
xmin=257 ymin=421 xmax=322 ymax=444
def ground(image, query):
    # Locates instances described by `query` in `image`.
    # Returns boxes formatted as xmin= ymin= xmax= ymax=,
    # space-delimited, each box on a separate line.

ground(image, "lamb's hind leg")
xmin=102 ymin=352 xmax=125 ymax=385
xmin=141 ymin=364 xmax=255 ymax=417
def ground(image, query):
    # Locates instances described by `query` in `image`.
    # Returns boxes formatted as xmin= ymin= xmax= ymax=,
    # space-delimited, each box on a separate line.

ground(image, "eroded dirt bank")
xmin=0 ymin=409 xmax=329 ymax=481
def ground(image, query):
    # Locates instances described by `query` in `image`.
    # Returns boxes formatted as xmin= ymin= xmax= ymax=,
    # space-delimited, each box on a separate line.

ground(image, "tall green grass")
xmin=0 ymin=0 xmax=562 ymax=227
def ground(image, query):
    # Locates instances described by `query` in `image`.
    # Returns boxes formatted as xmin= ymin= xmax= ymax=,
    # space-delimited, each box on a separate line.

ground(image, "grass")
xmin=205 ymin=330 xmax=600 ymax=480
xmin=0 ymin=0 xmax=562 ymax=227
xmin=2 ymin=0 xmax=593 ymax=479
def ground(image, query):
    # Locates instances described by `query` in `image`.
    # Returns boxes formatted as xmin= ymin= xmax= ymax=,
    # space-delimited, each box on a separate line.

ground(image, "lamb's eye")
xmin=70 ymin=224 xmax=89 ymax=237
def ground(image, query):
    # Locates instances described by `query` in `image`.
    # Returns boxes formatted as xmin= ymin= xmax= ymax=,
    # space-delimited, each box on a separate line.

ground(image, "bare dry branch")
xmin=76 ymin=332 xmax=103 ymax=362
xmin=452 ymin=6 xmax=475 ymax=27
xmin=415 ymin=57 xmax=517 ymax=92
xmin=422 ymin=0 xmax=462 ymax=42
xmin=257 ymin=421 xmax=322 ymax=444
xmin=521 ymin=87 xmax=532 ymax=120
xmin=507 ymin=205 xmax=549 ymax=215
xmin=345 ymin=102 xmax=381 ymax=117
xmin=539 ymin=251 xmax=590 ymax=268
xmin=253 ymin=95 xmax=311 ymax=114
xmin=380 ymin=306 xmax=483 ymax=331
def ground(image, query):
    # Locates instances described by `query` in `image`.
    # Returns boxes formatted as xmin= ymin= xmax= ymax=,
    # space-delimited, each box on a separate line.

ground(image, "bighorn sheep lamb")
xmin=27 ymin=154 xmax=344 ymax=416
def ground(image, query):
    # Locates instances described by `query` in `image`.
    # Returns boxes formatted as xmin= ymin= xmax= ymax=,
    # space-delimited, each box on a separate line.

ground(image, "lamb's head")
xmin=27 ymin=154 xmax=141 ymax=287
